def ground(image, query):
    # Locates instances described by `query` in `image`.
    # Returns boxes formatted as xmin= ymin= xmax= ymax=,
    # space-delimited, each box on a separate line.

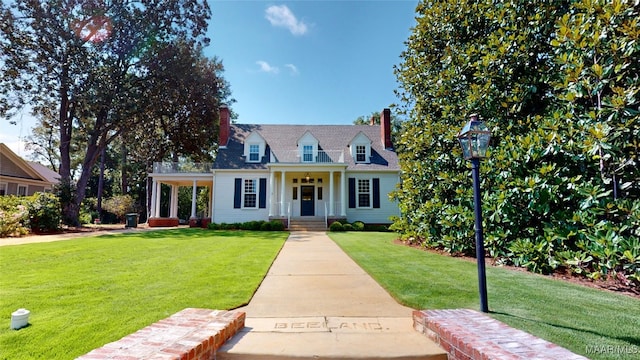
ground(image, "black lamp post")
xmin=457 ymin=114 xmax=491 ymax=313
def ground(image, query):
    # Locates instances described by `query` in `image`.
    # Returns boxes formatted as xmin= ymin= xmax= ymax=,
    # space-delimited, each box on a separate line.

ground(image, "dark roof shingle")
xmin=213 ymin=124 xmax=399 ymax=171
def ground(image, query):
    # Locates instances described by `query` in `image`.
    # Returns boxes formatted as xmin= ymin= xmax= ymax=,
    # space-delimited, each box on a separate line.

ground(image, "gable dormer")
xmin=244 ymin=131 xmax=266 ymax=163
xmin=349 ymin=132 xmax=372 ymax=164
xmin=297 ymin=131 xmax=319 ymax=163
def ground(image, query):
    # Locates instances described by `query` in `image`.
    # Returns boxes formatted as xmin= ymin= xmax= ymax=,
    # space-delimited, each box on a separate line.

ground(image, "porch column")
xmin=170 ymin=185 xmax=179 ymax=218
xmin=280 ymin=171 xmax=286 ymax=216
xmin=268 ymin=171 xmax=275 ymax=216
xmin=190 ymin=180 xmax=197 ymax=218
xmin=340 ymin=170 xmax=347 ymax=216
xmin=329 ymin=171 xmax=335 ymax=216
xmin=207 ymin=185 xmax=213 ymax=218
xmin=211 ymin=173 xmax=216 ymax=221
xmin=150 ymin=179 xmax=158 ymax=217
xmin=154 ymin=181 xmax=162 ymax=218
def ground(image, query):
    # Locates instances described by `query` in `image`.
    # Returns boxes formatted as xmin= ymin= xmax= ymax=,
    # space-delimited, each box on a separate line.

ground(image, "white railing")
xmin=153 ymin=162 xmax=213 ymax=174
xmin=324 ymin=203 xmax=328 ymax=228
xmin=287 ymin=202 xmax=291 ymax=229
xmin=271 ymin=150 xmax=344 ymax=163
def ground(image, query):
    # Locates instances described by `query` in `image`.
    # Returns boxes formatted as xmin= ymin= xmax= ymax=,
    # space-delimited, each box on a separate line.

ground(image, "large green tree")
xmin=392 ymin=0 xmax=639 ymax=282
xmin=0 ymin=0 xmax=212 ymax=225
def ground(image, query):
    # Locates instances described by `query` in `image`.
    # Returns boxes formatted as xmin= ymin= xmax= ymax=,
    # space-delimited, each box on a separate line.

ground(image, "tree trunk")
xmin=97 ymin=146 xmax=106 ymax=221
xmin=58 ymin=61 xmax=77 ymax=226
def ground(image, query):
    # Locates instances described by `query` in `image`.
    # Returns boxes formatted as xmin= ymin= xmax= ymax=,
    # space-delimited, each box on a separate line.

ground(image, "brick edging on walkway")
xmin=413 ymin=309 xmax=588 ymax=360
xmin=77 ymin=308 xmax=245 ymax=360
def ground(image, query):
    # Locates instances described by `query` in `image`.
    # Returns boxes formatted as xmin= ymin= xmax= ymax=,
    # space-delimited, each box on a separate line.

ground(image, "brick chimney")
xmin=370 ymin=115 xmax=376 ymax=126
xmin=219 ymin=105 xmax=230 ymax=148
xmin=381 ymin=108 xmax=392 ymax=149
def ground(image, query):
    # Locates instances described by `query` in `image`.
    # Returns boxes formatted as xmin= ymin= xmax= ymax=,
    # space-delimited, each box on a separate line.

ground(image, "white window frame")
xmin=243 ymin=178 xmax=257 ymax=208
xmin=357 ymin=178 xmax=372 ymax=208
xmin=248 ymin=144 xmax=260 ymax=162
xmin=355 ymin=145 xmax=367 ymax=163
xmin=302 ymin=145 xmax=313 ymax=162
xmin=17 ymin=185 xmax=27 ymax=197
xmin=0 ymin=183 xmax=6 ymax=196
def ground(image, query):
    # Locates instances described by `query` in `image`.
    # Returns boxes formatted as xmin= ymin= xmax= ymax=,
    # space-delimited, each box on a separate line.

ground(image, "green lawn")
xmin=0 ymin=228 xmax=287 ymax=360
xmin=329 ymin=232 xmax=640 ymax=360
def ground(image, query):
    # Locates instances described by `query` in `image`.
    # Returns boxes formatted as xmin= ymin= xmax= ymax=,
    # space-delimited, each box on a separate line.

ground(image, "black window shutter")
xmin=348 ymin=178 xmax=356 ymax=208
xmin=373 ymin=178 xmax=380 ymax=208
xmin=259 ymin=178 xmax=267 ymax=208
xmin=234 ymin=178 xmax=242 ymax=208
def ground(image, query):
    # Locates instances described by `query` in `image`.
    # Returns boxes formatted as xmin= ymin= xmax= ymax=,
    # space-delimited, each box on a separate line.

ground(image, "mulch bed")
xmin=394 ymin=239 xmax=640 ymax=300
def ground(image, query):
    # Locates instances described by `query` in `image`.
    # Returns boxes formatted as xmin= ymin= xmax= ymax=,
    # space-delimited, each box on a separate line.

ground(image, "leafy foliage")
xmin=393 ymin=0 xmax=639 ymax=286
xmin=0 ymin=196 xmax=29 ymax=237
xmin=0 ymin=0 xmax=218 ymax=225
xmin=102 ymin=195 xmax=135 ymax=222
xmin=27 ymin=192 xmax=61 ymax=233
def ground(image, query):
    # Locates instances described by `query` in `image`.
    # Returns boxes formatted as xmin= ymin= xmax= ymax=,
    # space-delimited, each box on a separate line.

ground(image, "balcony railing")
xmin=153 ymin=162 xmax=213 ymax=174
xmin=272 ymin=150 xmax=344 ymax=163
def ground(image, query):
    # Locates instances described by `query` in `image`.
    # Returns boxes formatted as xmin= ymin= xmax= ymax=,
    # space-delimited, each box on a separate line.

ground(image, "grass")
xmin=0 ymin=228 xmax=287 ymax=360
xmin=329 ymin=232 xmax=640 ymax=360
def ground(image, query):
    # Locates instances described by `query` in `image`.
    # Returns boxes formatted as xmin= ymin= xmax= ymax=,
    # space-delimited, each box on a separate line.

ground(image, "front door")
xmin=301 ymin=186 xmax=315 ymax=216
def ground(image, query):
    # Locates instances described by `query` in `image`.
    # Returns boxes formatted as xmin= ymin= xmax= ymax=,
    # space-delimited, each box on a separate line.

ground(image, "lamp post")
xmin=457 ymin=114 xmax=491 ymax=313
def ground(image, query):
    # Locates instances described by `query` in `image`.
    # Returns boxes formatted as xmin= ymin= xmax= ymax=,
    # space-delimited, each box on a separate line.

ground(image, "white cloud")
xmin=265 ymin=5 xmax=308 ymax=36
xmin=285 ymin=64 xmax=299 ymax=75
xmin=256 ymin=60 xmax=279 ymax=74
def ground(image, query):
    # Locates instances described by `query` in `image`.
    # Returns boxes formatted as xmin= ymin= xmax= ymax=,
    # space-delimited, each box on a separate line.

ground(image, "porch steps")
xmin=288 ymin=218 xmax=327 ymax=231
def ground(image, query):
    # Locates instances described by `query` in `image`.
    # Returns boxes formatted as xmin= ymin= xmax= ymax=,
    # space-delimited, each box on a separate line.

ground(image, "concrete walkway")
xmin=218 ymin=231 xmax=446 ymax=359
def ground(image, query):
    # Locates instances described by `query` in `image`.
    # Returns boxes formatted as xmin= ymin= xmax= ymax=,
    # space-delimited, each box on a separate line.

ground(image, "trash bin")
xmin=125 ymin=213 xmax=138 ymax=228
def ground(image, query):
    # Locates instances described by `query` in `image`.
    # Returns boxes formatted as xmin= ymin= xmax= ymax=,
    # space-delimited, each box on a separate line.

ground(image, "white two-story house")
xmin=147 ymin=106 xmax=400 ymax=228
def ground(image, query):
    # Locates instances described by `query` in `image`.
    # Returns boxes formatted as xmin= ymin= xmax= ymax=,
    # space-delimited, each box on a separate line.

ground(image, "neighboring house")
xmin=0 ymin=143 xmax=60 ymax=196
xmin=147 ymin=106 xmax=400 ymax=228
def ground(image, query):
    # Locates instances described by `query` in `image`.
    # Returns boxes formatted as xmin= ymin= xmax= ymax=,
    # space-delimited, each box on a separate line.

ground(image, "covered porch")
xmin=148 ymin=163 xmax=213 ymax=227
xmin=267 ymin=164 xmax=348 ymax=226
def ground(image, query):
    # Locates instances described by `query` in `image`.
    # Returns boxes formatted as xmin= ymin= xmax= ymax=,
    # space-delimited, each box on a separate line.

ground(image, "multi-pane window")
xmin=303 ymin=145 xmax=313 ymax=162
xmin=318 ymin=187 xmax=323 ymax=200
xmin=356 ymin=145 xmax=366 ymax=162
xmin=249 ymin=144 xmax=260 ymax=162
xmin=17 ymin=185 xmax=27 ymax=197
xmin=244 ymin=179 xmax=257 ymax=207
xmin=0 ymin=183 xmax=6 ymax=196
xmin=357 ymin=179 xmax=370 ymax=207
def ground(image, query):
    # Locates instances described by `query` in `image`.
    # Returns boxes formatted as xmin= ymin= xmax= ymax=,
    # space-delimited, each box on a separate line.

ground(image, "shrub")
xmin=364 ymin=224 xmax=388 ymax=232
xmin=259 ymin=222 xmax=271 ymax=231
xmin=0 ymin=196 xmax=29 ymax=237
xmin=352 ymin=221 xmax=365 ymax=231
xmin=329 ymin=222 xmax=344 ymax=232
xmin=27 ymin=192 xmax=61 ymax=233
xmin=102 ymin=195 xmax=135 ymax=222
xmin=342 ymin=223 xmax=354 ymax=231
xmin=269 ymin=220 xmax=285 ymax=231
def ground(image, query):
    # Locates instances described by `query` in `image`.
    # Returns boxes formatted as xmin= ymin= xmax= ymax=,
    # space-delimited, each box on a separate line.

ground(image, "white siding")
xmin=213 ymin=171 xmax=270 ymax=224
xmin=345 ymin=172 xmax=400 ymax=224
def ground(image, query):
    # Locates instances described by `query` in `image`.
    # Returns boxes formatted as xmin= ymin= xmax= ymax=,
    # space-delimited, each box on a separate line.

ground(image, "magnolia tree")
xmin=392 ymin=0 xmax=639 ymax=283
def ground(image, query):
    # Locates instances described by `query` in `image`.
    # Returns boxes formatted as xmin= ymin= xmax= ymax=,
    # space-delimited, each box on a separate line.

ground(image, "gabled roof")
xmin=28 ymin=161 xmax=60 ymax=184
xmin=0 ymin=143 xmax=47 ymax=181
xmin=213 ymin=124 xmax=399 ymax=171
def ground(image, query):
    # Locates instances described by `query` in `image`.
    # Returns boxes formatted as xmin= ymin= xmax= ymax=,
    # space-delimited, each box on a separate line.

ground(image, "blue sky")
xmin=1 ymin=1 xmax=418 ymax=156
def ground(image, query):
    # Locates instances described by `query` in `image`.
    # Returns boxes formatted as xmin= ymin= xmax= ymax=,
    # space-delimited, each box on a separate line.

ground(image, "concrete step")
xmin=288 ymin=220 xmax=327 ymax=231
xmin=217 ymin=316 xmax=446 ymax=359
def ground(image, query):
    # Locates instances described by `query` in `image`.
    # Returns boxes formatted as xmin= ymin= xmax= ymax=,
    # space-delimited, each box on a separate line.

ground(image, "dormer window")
xmin=349 ymin=132 xmax=372 ymax=164
xmin=356 ymin=145 xmax=367 ymax=162
xmin=302 ymin=145 xmax=313 ymax=162
xmin=249 ymin=144 xmax=260 ymax=162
